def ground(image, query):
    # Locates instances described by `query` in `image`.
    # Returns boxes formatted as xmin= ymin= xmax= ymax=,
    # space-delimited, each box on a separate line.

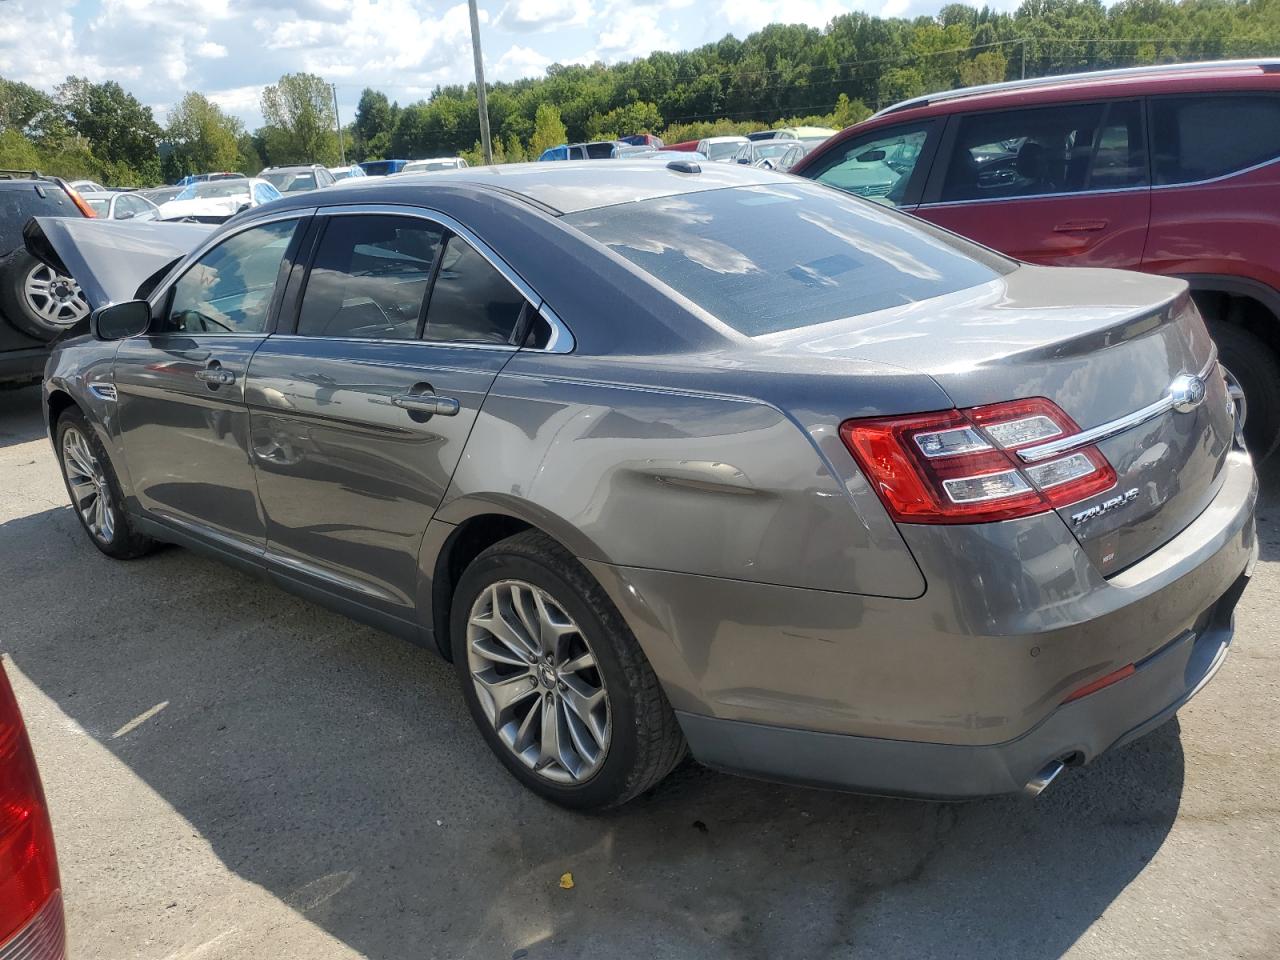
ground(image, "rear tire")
xmin=54 ymin=408 xmax=154 ymax=560
xmin=451 ymin=530 xmax=686 ymax=809
xmin=1208 ymin=320 xmax=1280 ymax=463
xmin=0 ymin=249 xmax=89 ymax=341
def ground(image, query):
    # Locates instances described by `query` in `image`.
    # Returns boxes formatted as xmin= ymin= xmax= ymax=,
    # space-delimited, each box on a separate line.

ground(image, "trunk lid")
xmin=762 ymin=264 xmax=1237 ymax=574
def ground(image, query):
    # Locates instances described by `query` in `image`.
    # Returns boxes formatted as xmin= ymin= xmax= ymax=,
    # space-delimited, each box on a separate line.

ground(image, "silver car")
xmin=31 ymin=161 xmax=1257 ymax=809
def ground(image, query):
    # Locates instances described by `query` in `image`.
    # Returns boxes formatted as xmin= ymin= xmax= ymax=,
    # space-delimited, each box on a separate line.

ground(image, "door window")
xmin=160 ymin=219 xmax=299 ymax=335
xmin=1151 ymin=94 xmax=1280 ymax=185
xmin=942 ymin=103 xmax=1113 ymax=202
xmin=808 ymin=124 xmax=934 ymax=206
xmin=296 ymin=215 xmax=444 ymax=339
xmin=1087 ymin=101 xmax=1147 ymax=189
xmin=422 ymin=236 xmax=528 ymax=345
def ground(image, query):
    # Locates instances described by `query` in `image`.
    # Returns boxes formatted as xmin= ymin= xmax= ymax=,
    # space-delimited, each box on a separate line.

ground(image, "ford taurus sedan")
xmin=29 ymin=162 xmax=1257 ymax=809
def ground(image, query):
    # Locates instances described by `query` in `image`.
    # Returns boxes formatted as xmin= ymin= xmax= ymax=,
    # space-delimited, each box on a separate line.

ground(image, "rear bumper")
xmin=587 ymin=450 xmax=1257 ymax=798
xmin=676 ymin=568 xmax=1247 ymax=799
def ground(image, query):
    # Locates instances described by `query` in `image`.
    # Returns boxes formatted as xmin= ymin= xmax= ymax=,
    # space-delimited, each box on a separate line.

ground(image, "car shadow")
xmin=0 ymin=500 xmax=1194 ymax=960
xmin=0 ymin=384 xmax=45 ymax=448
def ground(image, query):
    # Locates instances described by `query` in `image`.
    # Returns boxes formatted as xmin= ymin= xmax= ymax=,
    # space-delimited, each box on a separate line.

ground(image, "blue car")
xmin=358 ymin=159 xmax=409 ymax=176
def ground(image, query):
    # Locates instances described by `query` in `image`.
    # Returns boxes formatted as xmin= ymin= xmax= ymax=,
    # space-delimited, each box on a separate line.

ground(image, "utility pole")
xmin=331 ymin=83 xmax=346 ymax=165
xmin=468 ymin=0 xmax=493 ymax=164
xmin=1021 ymin=39 xmax=1027 ymax=79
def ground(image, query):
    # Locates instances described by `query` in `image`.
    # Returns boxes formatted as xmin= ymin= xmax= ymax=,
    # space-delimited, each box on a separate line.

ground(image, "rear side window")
xmin=0 ymin=184 xmax=81 ymax=256
xmin=297 ymin=215 xmax=443 ymax=339
xmin=565 ymin=181 xmax=1010 ymax=337
xmin=1151 ymin=94 xmax=1280 ymax=184
xmin=422 ymin=236 xmax=528 ymax=345
xmin=942 ymin=103 xmax=1112 ymax=202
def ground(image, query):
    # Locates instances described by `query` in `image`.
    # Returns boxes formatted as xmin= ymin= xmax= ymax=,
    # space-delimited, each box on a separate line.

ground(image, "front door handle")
xmin=392 ymin=394 xmax=460 ymax=417
xmin=194 ymin=363 xmax=235 ymax=386
xmin=1052 ymin=219 xmax=1109 ymax=233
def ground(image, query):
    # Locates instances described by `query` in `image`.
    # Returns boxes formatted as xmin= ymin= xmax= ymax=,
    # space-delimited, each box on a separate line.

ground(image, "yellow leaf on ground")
xmin=558 ymin=872 xmax=575 ymax=890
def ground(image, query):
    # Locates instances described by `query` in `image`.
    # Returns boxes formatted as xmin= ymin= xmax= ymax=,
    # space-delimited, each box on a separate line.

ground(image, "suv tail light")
xmin=840 ymin=397 xmax=1116 ymax=524
xmin=0 ymin=664 xmax=63 ymax=958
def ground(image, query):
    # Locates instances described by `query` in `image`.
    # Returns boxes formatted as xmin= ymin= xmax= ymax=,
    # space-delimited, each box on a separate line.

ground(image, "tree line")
xmin=2 ymin=0 xmax=1278 ymax=184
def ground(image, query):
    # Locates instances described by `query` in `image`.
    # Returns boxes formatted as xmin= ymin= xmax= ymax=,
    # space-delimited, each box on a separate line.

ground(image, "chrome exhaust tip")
xmin=1023 ymin=759 xmax=1066 ymax=798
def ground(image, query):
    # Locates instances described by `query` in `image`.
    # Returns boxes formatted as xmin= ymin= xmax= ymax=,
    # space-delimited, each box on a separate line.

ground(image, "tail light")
xmin=0 ymin=664 xmax=64 ymax=958
xmin=840 ymin=397 xmax=1116 ymax=524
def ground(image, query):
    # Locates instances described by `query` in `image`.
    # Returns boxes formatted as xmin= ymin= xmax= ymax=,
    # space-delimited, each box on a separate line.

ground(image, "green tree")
xmin=0 ymin=128 xmax=42 ymax=170
xmin=352 ymin=87 xmax=397 ymax=160
xmin=504 ymin=133 xmax=527 ymax=163
xmin=57 ymin=77 xmax=161 ymax=181
xmin=586 ymin=101 xmax=662 ymax=140
xmin=260 ymin=73 xmax=339 ymax=165
xmin=530 ymin=103 xmax=568 ymax=156
xmin=165 ymin=92 xmax=242 ymax=178
xmin=958 ymin=50 xmax=1009 ymax=87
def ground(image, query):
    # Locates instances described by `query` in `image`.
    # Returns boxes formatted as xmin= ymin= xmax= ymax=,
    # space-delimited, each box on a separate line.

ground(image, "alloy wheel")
xmin=24 ymin=262 xmax=89 ymax=327
xmin=61 ymin=427 xmax=114 ymax=543
xmin=466 ymin=579 xmax=610 ymax=784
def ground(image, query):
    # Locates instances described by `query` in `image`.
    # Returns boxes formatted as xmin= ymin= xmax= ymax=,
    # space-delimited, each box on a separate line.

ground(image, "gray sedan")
xmin=30 ymin=162 xmax=1257 ymax=809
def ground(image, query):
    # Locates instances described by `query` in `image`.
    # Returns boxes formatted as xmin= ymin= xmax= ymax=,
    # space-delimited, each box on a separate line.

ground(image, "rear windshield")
xmin=0 ymin=182 xmax=81 ymax=256
xmin=704 ymin=141 xmax=743 ymax=161
xmin=263 ymin=171 xmax=316 ymax=192
xmin=564 ymin=182 xmax=1011 ymax=336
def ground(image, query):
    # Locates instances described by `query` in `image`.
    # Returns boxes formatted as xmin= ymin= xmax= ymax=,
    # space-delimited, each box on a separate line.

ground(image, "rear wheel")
xmin=451 ymin=530 xmax=685 ymax=809
xmin=0 ymin=249 xmax=89 ymax=341
xmin=1207 ymin=319 xmax=1280 ymax=463
xmin=54 ymin=409 xmax=154 ymax=559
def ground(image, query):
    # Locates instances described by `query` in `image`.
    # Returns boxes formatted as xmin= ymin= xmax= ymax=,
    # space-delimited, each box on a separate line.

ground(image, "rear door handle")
xmin=1052 ymin=219 xmax=1109 ymax=233
xmin=392 ymin=394 xmax=460 ymax=416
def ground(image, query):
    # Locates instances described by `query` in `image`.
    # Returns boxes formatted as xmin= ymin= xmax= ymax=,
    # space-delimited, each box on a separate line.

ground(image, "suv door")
xmin=801 ymin=119 xmax=942 ymax=208
xmin=917 ymin=100 xmax=1150 ymax=268
xmin=245 ymin=207 xmax=536 ymax=628
xmin=113 ymin=212 xmax=309 ymax=556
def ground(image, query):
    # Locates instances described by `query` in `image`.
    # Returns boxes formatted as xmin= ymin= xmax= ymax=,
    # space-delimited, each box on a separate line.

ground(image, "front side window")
xmin=160 ymin=219 xmax=298 ymax=335
xmin=565 ymin=180 xmax=1010 ymax=337
xmin=422 ymin=236 xmax=527 ymax=345
xmin=941 ymin=103 xmax=1108 ymax=202
xmin=809 ymin=124 xmax=933 ymax=206
xmin=1152 ymin=94 xmax=1280 ymax=185
xmin=296 ymin=215 xmax=443 ymax=339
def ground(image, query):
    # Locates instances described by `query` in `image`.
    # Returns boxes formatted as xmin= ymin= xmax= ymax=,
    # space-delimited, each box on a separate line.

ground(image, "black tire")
xmin=0 ymin=248 xmax=88 ymax=341
xmin=54 ymin=407 xmax=155 ymax=560
xmin=1208 ymin=320 xmax=1280 ymax=463
xmin=451 ymin=530 xmax=686 ymax=809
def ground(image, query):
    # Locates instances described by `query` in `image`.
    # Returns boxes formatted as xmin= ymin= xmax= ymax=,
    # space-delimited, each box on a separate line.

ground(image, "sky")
xmin=0 ymin=0 xmax=1024 ymax=129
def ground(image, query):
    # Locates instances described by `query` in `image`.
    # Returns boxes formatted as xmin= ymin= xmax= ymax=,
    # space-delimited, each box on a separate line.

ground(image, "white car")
xmin=398 ymin=157 xmax=469 ymax=174
xmin=81 ymin=191 xmax=161 ymax=222
xmin=328 ymin=164 xmax=367 ymax=181
xmin=157 ymin=177 xmax=283 ymax=223
xmin=695 ymin=136 xmax=751 ymax=162
xmin=68 ymin=179 xmax=107 ymax=194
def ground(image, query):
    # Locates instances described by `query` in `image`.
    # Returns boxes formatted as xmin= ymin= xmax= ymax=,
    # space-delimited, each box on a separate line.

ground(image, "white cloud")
xmin=196 ymin=42 xmax=229 ymax=59
xmin=716 ymin=0 xmax=849 ymax=33
xmin=497 ymin=0 xmax=592 ymax=32
xmin=493 ymin=44 xmax=554 ymax=81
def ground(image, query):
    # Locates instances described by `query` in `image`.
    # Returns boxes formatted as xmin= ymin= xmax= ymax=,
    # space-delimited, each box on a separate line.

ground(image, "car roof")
xmin=79 ymin=191 xmax=115 ymax=200
xmin=872 ymin=58 xmax=1280 ymax=121
xmin=700 ymin=136 xmax=749 ymax=143
xmin=251 ymin=159 xmax=794 ymax=217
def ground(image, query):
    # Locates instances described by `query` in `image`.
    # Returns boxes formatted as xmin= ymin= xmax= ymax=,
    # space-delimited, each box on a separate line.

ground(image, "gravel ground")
xmin=1 ymin=382 xmax=1277 ymax=960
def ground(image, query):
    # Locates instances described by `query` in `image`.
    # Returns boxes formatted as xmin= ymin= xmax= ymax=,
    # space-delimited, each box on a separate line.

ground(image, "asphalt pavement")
xmin=1 ymin=382 xmax=1277 ymax=960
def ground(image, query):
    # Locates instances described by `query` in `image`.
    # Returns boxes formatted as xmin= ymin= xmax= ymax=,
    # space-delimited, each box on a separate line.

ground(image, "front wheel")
xmin=451 ymin=530 xmax=685 ymax=809
xmin=1209 ymin=320 xmax=1280 ymax=463
xmin=55 ymin=409 xmax=154 ymax=559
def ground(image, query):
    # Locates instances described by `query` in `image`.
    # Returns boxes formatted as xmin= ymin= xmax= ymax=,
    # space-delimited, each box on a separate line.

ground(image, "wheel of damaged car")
xmin=55 ymin=408 xmax=154 ymax=560
xmin=0 ymin=248 xmax=90 ymax=340
xmin=451 ymin=530 xmax=686 ymax=809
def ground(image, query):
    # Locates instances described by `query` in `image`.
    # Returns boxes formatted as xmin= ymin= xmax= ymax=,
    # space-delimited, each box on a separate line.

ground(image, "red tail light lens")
xmin=840 ymin=397 xmax=1117 ymax=524
xmin=0 ymin=665 xmax=60 ymax=950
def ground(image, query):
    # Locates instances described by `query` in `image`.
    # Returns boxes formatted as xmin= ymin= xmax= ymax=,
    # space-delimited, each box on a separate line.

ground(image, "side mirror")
xmin=116 ymin=210 xmax=135 ymax=220
xmin=856 ymin=149 xmax=887 ymax=162
xmin=91 ymin=300 xmax=151 ymax=341
xmin=236 ymin=202 xmax=251 ymax=213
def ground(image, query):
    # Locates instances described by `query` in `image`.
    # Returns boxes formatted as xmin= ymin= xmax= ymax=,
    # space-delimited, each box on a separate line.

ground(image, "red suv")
xmin=794 ymin=59 xmax=1280 ymax=459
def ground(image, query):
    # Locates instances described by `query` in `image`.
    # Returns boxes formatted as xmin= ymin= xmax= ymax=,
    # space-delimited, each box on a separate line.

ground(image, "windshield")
xmin=407 ymin=161 xmax=457 ymax=172
xmin=331 ymin=168 xmax=357 ymax=180
xmin=263 ymin=171 xmax=316 ymax=192
xmin=706 ymin=141 xmax=743 ymax=161
xmin=756 ymin=142 xmax=796 ymax=159
xmin=175 ymin=182 xmax=250 ymax=201
xmin=565 ymin=181 xmax=1011 ymax=336
xmin=86 ymin=199 xmax=110 ymax=216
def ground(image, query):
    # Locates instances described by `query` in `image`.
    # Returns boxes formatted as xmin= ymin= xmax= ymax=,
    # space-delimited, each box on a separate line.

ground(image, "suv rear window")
xmin=1151 ymin=94 xmax=1280 ymax=184
xmin=0 ymin=182 xmax=80 ymax=256
xmin=565 ymin=182 xmax=1010 ymax=336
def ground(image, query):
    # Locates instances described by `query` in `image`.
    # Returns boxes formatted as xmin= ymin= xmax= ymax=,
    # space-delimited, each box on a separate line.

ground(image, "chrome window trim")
xmin=266 ymin=332 xmax=518 ymax=353
xmin=314 ymin=203 xmax=575 ymax=353
xmin=919 ymin=183 xmax=1147 ymax=210
xmin=1017 ymin=354 xmax=1218 ymax=464
xmin=1150 ymin=152 xmax=1280 ymax=190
